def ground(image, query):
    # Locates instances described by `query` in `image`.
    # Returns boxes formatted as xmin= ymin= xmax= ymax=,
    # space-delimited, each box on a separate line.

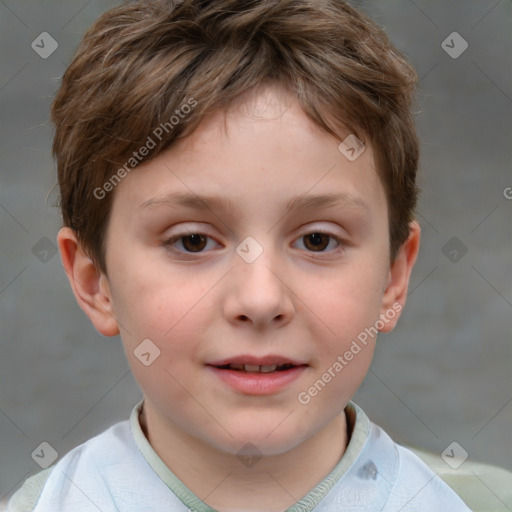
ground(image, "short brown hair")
xmin=51 ymin=0 xmax=420 ymax=274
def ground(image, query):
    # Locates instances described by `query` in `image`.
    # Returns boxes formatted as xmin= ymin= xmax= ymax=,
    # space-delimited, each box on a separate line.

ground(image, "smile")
xmin=215 ymin=363 xmax=297 ymax=373
xmin=207 ymin=364 xmax=307 ymax=394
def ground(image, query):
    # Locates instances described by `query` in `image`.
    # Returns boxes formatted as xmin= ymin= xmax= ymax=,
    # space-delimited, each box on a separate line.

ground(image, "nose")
xmin=223 ymin=243 xmax=294 ymax=329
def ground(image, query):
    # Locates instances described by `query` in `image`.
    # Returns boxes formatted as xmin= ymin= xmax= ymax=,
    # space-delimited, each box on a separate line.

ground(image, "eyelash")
xmin=162 ymin=230 xmax=344 ymax=256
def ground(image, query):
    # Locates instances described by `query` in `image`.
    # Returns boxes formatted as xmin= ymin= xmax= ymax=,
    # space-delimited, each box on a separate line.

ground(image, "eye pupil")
xmin=304 ymin=233 xmax=329 ymax=251
xmin=183 ymin=234 xmax=207 ymax=252
xmin=309 ymin=233 xmax=323 ymax=245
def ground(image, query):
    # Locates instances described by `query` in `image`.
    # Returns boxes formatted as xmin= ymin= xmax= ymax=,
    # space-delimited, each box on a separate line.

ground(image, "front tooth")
xmin=244 ymin=364 xmax=261 ymax=372
xmin=229 ymin=363 xmax=245 ymax=371
xmin=260 ymin=365 xmax=277 ymax=373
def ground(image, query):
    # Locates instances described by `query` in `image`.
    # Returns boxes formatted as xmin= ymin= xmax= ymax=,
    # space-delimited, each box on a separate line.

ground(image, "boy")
xmin=7 ymin=0 xmax=481 ymax=510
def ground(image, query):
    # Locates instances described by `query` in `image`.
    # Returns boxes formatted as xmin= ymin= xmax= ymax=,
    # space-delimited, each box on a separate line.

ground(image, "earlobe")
xmin=57 ymin=227 xmax=120 ymax=337
xmin=378 ymin=221 xmax=421 ymax=333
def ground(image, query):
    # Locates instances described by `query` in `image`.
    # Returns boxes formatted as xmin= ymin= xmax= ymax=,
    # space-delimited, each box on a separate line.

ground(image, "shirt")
xmin=7 ymin=400 xmax=498 ymax=511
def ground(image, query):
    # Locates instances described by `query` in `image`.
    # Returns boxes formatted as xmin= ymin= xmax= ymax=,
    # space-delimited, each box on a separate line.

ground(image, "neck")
xmin=139 ymin=404 xmax=348 ymax=512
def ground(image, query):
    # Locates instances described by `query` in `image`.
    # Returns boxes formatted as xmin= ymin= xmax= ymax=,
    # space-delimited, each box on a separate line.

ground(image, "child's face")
xmin=93 ymin=85 xmax=413 ymax=456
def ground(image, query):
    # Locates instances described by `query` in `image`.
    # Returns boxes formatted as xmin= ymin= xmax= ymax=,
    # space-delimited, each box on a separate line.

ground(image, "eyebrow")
xmin=139 ymin=191 xmax=370 ymax=214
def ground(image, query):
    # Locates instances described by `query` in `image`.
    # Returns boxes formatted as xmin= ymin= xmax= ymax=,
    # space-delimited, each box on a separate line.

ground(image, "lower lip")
xmin=207 ymin=365 xmax=307 ymax=395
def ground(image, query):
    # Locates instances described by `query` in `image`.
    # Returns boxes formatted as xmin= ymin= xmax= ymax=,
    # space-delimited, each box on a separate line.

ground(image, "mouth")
xmin=206 ymin=354 xmax=308 ymax=373
xmin=206 ymin=355 xmax=308 ymax=394
xmin=212 ymin=363 xmax=302 ymax=373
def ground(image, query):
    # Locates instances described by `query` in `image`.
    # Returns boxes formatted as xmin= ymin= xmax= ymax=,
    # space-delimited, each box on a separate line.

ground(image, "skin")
xmin=58 ymin=83 xmax=420 ymax=512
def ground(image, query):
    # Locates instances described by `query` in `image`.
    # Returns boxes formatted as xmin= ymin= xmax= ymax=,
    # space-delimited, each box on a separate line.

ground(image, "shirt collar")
xmin=129 ymin=399 xmax=371 ymax=512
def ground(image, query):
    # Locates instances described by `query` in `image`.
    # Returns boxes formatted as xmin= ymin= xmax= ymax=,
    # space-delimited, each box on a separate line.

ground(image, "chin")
xmin=217 ymin=417 xmax=310 ymax=456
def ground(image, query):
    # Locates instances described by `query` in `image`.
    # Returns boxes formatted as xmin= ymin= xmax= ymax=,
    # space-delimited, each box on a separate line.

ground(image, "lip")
xmin=207 ymin=354 xmax=307 ymax=367
xmin=206 ymin=365 xmax=308 ymax=395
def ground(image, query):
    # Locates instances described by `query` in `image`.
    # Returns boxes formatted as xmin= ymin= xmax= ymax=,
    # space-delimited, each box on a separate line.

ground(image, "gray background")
xmin=1 ymin=0 xmax=511 ymax=506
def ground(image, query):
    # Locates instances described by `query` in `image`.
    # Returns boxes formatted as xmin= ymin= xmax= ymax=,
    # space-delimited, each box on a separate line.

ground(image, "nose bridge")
xmin=227 ymin=234 xmax=293 ymax=325
xmin=235 ymin=234 xmax=283 ymax=294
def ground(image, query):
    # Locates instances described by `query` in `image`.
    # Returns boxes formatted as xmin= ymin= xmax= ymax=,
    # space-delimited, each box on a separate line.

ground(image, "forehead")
xmin=109 ymin=84 xmax=386 ymax=222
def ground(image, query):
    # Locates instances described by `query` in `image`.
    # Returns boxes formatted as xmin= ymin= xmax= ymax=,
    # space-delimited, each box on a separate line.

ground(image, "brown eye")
xmin=163 ymin=233 xmax=214 ymax=253
xmin=303 ymin=233 xmax=330 ymax=251
xmin=180 ymin=234 xmax=208 ymax=252
xmin=163 ymin=231 xmax=342 ymax=255
xmin=299 ymin=232 xmax=342 ymax=253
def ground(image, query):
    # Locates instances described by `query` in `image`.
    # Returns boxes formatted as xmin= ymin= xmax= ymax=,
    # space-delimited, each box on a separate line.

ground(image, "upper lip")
xmin=207 ymin=355 xmax=308 ymax=367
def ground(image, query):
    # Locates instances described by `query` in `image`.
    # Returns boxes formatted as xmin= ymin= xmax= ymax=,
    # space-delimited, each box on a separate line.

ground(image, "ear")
xmin=378 ymin=220 xmax=421 ymax=333
xmin=57 ymin=227 xmax=120 ymax=337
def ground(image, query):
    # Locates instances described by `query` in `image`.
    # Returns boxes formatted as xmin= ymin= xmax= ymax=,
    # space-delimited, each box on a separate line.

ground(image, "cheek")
xmin=115 ymin=275 xmax=210 ymax=403
xmin=310 ymin=266 xmax=385 ymax=337
xmin=111 ymin=260 xmax=213 ymax=340
xmin=304 ymin=265 xmax=385 ymax=395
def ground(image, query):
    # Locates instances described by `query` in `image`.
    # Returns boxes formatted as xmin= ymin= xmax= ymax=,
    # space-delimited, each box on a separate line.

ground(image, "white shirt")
xmin=8 ymin=401 xmax=473 ymax=511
